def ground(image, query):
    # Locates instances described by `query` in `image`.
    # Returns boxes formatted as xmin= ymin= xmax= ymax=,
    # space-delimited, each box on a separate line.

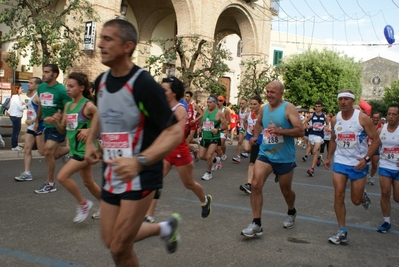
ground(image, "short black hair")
xmin=162 ymin=76 xmax=185 ymax=101
xmin=43 ymin=64 xmax=59 ymax=76
xmin=185 ymin=91 xmax=193 ymax=97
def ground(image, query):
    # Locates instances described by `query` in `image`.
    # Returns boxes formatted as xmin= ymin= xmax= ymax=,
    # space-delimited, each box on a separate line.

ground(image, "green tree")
xmin=144 ymin=36 xmax=232 ymax=95
xmin=280 ymin=48 xmax=362 ymax=113
xmin=383 ymin=80 xmax=399 ymax=106
xmin=0 ymin=0 xmax=98 ymax=72
xmin=368 ymin=99 xmax=388 ymax=117
xmin=237 ymin=57 xmax=280 ymax=101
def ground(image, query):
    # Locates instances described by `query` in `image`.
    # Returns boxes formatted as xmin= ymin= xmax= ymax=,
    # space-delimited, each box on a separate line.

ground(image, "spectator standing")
xmin=8 ymin=83 xmax=26 ymax=151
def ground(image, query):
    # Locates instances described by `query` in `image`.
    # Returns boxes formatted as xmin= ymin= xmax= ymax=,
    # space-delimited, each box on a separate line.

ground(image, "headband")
xmin=208 ymin=96 xmax=218 ymax=103
xmin=337 ymin=92 xmax=355 ymax=99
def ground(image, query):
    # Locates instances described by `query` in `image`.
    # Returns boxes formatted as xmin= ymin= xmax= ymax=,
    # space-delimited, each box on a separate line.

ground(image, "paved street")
xmin=0 ymin=144 xmax=398 ymax=267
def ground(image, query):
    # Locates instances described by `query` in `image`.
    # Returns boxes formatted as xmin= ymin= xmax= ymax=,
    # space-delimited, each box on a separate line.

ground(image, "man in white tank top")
xmin=324 ymin=90 xmax=380 ymax=245
xmin=376 ymin=104 xmax=399 ymax=233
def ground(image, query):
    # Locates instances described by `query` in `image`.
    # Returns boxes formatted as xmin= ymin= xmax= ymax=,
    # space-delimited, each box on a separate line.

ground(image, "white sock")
xmin=201 ymin=195 xmax=208 ymax=205
xmin=25 ymin=171 xmax=31 ymax=175
xmin=384 ymin=217 xmax=391 ymax=224
xmin=159 ymin=221 xmax=172 ymax=238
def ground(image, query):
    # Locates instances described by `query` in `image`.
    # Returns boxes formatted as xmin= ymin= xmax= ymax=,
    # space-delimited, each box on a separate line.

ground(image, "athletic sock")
xmin=339 ymin=227 xmax=347 ymax=233
xmin=25 ymin=171 xmax=31 ymax=175
xmin=159 ymin=221 xmax=172 ymax=238
xmin=384 ymin=217 xmax=391 ymax=224
xmin=253 ymin=218 xmax=262 ymax=226
xmin=288 ymin=208 xmax=296 ymax=216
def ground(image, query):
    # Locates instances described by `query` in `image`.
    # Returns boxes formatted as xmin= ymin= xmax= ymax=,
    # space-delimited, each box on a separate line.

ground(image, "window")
xmin=273 ymin=50 xmax=283 ymax=66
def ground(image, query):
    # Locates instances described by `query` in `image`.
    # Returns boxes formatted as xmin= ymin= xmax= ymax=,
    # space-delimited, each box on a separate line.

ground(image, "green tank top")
xmin=65 ymin=97 xmax=95 ymax=158
xmin=202 ymin=108 xmax=221 ymax=140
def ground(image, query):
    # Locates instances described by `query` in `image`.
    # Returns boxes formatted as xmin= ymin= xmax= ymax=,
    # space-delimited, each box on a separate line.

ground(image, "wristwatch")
xmin=363 ymin=156 xmax=371 ymax=163
xmin=137 ymin=154 xmax=148 ymax=166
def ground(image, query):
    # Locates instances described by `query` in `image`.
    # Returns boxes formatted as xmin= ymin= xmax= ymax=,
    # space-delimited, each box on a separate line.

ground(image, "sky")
xmin=271 ymin=0 xmax=399 ymax=62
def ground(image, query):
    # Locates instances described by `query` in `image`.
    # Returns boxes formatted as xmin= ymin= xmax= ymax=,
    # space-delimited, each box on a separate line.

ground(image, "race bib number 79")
xmin=101 ymin=132 xmax=133 ymax=161
xmin=337 ymin=133 xmax=357 ymax=148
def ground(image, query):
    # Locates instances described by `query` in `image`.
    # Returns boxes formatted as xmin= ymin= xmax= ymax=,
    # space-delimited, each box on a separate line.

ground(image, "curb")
xmin=0 ymin=150 xmax=43 ymax=160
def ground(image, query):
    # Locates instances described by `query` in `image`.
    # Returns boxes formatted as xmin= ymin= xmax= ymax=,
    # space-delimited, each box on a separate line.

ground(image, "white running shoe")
xmin=92 ymin=208 xmax=101 ymax=219
xmin=11 ymin=146 xmax=23 ymax=152
xmin=73 ymin=199 xmax=93 ymax=223
xmin=201 ymin=172 xmax=212 ymax=181
xmin=221 ymin=154 xmax=227 ymax=161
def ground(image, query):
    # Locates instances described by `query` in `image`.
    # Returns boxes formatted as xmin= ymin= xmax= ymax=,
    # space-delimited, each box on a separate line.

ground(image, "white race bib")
xmin=66 ymin=113 xmax=78 ymax=130
xmin=27 ymin=110 xmax=34 ymax=120
xmin=102 ymin=132 xmax=133 ymax=161
xmin=202 ymin=121 xmax=214 ymax=131
xmin=337 ymin=133 xmax=357 ymax=148
xmin=381 ymin=147 xmax=399 ymax=160
xmin=313 ymin=122 xmax=324 ymax=131
xmin=263 ymin=129 xmax=284 ymax=144
xmin=40 ymin=93 xmax=54 ymax=107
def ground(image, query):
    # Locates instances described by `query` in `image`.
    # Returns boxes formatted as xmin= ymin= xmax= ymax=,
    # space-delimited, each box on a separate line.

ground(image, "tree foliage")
xmin=368 ymin=99 xmax=388 ymax=117
xmin=236 ymin=57 xmax=280 ymax=101
xmin=280 ymin=48 xmax=363 ymax=113
xmin=382 ymin=80 xmax=399 ymax=106
xmin=144 ymin=35 xmax=232 ymax=95
xmin=0 ymin=0 xmax=98 ymax=72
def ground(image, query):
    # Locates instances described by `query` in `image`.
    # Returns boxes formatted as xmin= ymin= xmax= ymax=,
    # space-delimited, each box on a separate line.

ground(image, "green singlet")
xmin=201 ymin=108 xmax=221 ymax=141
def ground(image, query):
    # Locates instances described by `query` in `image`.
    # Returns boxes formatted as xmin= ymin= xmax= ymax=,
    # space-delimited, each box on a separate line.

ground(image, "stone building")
xmin=361 ymin=56 xmax=399 ymax=101
xmin=0 ymin=0 xmax=277 ymax=104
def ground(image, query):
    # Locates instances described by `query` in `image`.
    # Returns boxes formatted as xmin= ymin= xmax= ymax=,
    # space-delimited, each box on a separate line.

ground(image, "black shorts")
xmin=250 ymin=144 xmax=260 ymax=164
xmin=44 ymin=127 xmax=65 ymax=143
xmin=71 ymin=154 xmax=85 ymax=162
xmin=102 ymin=189 xmax=160 ymax=206
xmin=200 ymin=138 xmax=219 ymax=148
xmin=27 ymin=128 xmax=43 ymax=137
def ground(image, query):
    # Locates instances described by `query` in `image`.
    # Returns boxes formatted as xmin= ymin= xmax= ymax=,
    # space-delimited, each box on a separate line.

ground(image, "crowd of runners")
xmin=9 ymin=19 xmax=399 ymax=266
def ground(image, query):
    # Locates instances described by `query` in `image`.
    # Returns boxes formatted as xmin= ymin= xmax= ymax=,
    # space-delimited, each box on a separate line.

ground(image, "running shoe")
xmin=14 ymin=172 xmax=33 ymax=181
xmin=216 ymin=162 xmax=222 ymax=170
xmin=163 ymin=213 xmax=181 ymax=254
xmin=328 ymin=230 xmax=347 ymax=245
xmin=0 ymin=136 xmax=5 ymax=148
xmin=201 ymin=195 xmax=212 ymax=218
xmin=367 ymin=177 xmax=375 ymax=186
xmin=92 ymin=208 xmax=101 ymax=219
xmin=11 ymin=146 xmax=23 ymax=152
xmin=73 ymin=200 xmax=93 ymax=223
xmin=283 ymin=213 xmax=296 ymax=229
xmin=241 ymin=152 xmax=249 ymax=158
xmin=221 ymin=154 xmax=227 ymax=161
xmin=377 ymin=222 xmax=391 ymax=233
xmin=144 ymin=216 xmax=155 ymax=223
xmin=316 ymin=156 xmax=322 ymax=167
xmin=35 ymin=182 xmax=57 ymax=194
xmin=307 ymin=168 xmax=314 ymax=177
xmin=302 ymin=156 xmax=307 ymax=162
xmin=211 ymin=157 xmax=221 ymax=171
xmin=241 ymin=222 xmax=263 ymax=237
xmin=232 ymin=155 xmax=241 ymax=163
xmin=362 ymin=191 xmax=371 ymax=210
xmin=239 ymin=183 xmax=251 ymax=194
xmin=274 ymin=175 xmax=279 ymax=183
xmin=201 ymin=172 xmax=212 ymax=181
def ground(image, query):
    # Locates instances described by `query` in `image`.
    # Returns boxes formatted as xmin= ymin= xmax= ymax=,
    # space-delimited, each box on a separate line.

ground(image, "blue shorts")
xmin=44 ymin=127 xmax=66 ymax=143
xmin=378 ymin=167 xmax=399 ymax=181
xmin=257 ymin=154 xmax=297 ymax=175
xmin=245 ymin=133 xmax=253 ymax=141
xmin=333 ymin=162 xmax=369 ymax=180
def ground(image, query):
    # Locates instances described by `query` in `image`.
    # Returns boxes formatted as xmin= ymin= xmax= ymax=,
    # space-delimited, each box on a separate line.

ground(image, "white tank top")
xmin=379 ymin=123 xmax=399 ymax=170
xmin=246 ymin=112 xmax=257 ymax=135
xmin=334 ymin=109 xmax=368 ymax=166
xmin=239 ymin=107 xmax=247 ymax=126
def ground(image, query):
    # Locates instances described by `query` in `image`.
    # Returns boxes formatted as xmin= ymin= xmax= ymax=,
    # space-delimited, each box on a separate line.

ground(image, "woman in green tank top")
xmin=52 ymin=72 xmax=101 ymax=223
